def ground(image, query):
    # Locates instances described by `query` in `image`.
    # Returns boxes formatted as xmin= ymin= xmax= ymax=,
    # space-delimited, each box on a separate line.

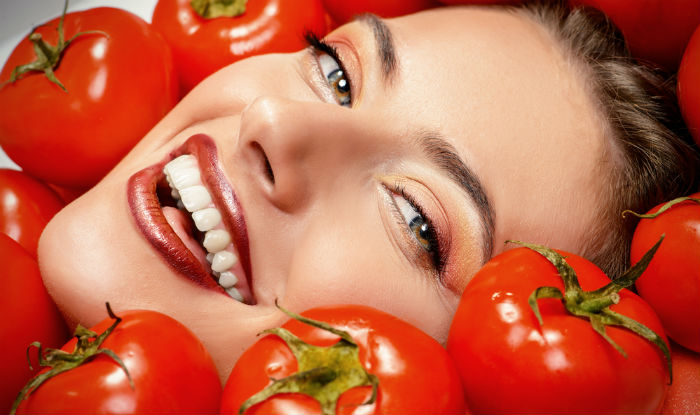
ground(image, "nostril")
xmin=251 ymin=142 xmax=274 ymax=185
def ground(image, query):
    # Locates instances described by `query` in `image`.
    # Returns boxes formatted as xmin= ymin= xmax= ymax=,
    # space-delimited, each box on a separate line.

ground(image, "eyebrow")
xmin=356 ymin=14 xmax=398 ymax=81
xmin=414 ymin=132 xmax=495 ymax=262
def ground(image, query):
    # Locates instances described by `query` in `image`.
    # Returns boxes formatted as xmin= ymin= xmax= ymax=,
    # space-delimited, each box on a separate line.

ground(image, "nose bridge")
xmin=238 ymin=96 xmax=379 ymax=210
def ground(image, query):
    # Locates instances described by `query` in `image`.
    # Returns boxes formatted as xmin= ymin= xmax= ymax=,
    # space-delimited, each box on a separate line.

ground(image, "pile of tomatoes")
xmin=0 ymin=0 xmax=698 ymax=414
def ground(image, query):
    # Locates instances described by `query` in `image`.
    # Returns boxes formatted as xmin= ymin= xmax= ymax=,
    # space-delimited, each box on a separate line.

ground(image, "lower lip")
xmin=127 ymin=134 xmax=252 ymax=297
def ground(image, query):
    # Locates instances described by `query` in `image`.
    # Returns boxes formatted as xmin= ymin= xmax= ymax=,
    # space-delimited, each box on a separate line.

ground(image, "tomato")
xmin=0 ymin=169 xmax=64 ymax=257
xmin=0 ymin=6 xmax=178 ymax=189
xmin=569 ymin=0 xmax=700 ymax=71
xmin=221 ymin=304 xmax=465 ymax=414
xmin=152 ymin=0 xmax=328 ymax=95
xmin=0 ymin=234 xmax=68 ymax=414
xmin=436 ymin=0 xmax=521 ymax=5
xmin=678 ymin=26 xmax=700 ymax=146
xmin=628 ymin=194 xmax=700 ymax=353
xmin=321 ymin=0 xmax=438 ymax=25
xmin=447 ymin=244 xmax=670 ymax=414
xmin=13 ymin=307 xmax=221 ymax=414
xmin=662 ymin=342 xmax=700 ymax=415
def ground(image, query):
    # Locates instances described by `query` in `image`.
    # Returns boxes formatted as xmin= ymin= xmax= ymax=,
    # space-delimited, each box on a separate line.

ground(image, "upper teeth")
xmin=163 ymin=154 xmax=244 ymax=302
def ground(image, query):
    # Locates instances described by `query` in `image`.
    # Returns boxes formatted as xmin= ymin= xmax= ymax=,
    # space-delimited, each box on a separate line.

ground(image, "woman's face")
xmin=40 ymin=6 xmax=607 ymax=380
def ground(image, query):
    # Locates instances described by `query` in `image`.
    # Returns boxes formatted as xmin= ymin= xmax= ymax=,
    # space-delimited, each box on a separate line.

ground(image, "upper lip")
xmin=127 ymin=134 xmax=254 ymax=303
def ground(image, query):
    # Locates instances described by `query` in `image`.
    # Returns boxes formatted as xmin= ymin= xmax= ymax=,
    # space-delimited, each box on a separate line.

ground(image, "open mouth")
xmin=127 ymin=134 xmax=254 ymax=304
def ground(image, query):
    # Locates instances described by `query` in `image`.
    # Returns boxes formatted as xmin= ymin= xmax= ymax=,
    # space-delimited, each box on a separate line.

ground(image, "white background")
xmin=0 ymin=0 xmax=157 ymax=169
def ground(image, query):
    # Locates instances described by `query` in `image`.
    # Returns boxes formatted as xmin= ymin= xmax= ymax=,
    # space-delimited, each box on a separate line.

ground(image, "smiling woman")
xmin=38 ymin=0 xmax=698 ymax=383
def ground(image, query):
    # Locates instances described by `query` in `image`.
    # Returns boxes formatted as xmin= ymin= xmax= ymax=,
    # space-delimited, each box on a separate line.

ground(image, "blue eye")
xmin=318 ymin=53 xmax=351 ymax=107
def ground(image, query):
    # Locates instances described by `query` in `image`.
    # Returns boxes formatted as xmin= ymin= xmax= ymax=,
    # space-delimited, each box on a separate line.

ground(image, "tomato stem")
xmin=190 ymin=0 xmax=247 ymax=19
xmin=511 ymin=239 xmax=673 ymax=384
xmin=622 ymin=196 xmax=700 ymax=219
xmin=239 ymin=301 xmax=379 ymax=415
xmin=10 ymin=303 xmax=132 ymax=415
xmin=4 ymin=0 xmax=107 ymax=92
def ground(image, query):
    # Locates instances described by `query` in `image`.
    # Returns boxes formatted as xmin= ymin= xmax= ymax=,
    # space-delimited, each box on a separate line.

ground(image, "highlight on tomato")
xmin=678 ymin=25 xmax=700 ymax=145
xmin=0 ymin=2 xmax=178 ymax=189
xmin=447 ymin=241 xmax=671 ymax=414
xmin=221 ymin=304 xmax=466 ymax=415
xmin=152 ymin=0 xmax=328 ymax=95
xmin=626 ymin=194 xmax=700 ymax=353
xmin=0 ymin=169 xmax=65 ymax=257
xmin=12 ymin=305 xmax=222 ymax=414
xmin=1 ymin=234 xmax=68 ymax=414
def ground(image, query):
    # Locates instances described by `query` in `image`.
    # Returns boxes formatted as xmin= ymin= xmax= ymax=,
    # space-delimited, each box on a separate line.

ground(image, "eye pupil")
xmin=410 ymin=217 xmax=431 ymax=249
xmin=328 ymin=69 xmax=351 ymax=105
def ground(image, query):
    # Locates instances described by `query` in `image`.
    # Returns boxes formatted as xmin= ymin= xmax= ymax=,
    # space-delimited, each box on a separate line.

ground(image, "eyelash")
xmin=304 ymin=32 xmax=352 ymax=107
xmin=390 ymin=183 xmax=447 ymax=277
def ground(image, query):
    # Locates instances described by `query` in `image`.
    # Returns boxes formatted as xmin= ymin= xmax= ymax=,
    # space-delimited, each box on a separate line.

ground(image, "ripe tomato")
xmin=13 ymin=307 xmax=221 ymax=414
xmin=678 ymin=26 xmax=700 ymax=145
xmin=629 ymin=194 xmax=700 ymax=353
xmin=321 ymin=0 xmax=438 ymax=25
xmin=0 ymin=234 xmax=68 ymax=414
xmin=0 ymin=169 xmax=64 ymax=257
xmin=152 ymin=0 xmax=328 ymax=95
xmin=0 ymin=7 xmax=178 ymax=189
xmin=662 ymin=342 xmax=700 ymax=415
xmin=447 ymin=245 xmax=670 ymax=414
xmin=569 ymin=0 xmax=700 ymax=71
xmin=221 ymin=305 xmax=465 ymax=414
xmin=436 ymin=0 xmax=521 ymax=5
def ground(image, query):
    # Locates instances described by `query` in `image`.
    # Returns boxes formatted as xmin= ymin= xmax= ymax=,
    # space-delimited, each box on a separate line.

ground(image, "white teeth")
xmin=211 ymin=251 xmax=238 ymax=273
xmin=206 ymin=252 xmax=215 ymax=263
xmin=179 ymin=185 xmax=211 ymax=212
xmin=164 ymin=154 xmax=196 ymax=176
xmin=191 ymin=208 xmax=221 ymax=232
xmin=203 ymin=229 xmax=231 ymax=253
xmin=218 ymin=271 xmax=238 ymax=288
xmin=226 ymin=286 xmax=244 ymax=302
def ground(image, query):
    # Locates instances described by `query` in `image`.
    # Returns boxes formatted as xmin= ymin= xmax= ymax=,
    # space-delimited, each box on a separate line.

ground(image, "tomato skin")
xmin=569 ymin=0 xmax=700 ymax=72
xmin=221 ymin=305 xmax=466 ymax=414
xmin=152 ymin=0 xmax=328 ymax=95
xmin=662 ymin=342 xmax=700 ymax=415
xmin=0 ymin=7 xmax=178 ymax=189
xmin=321 ymin=0 xmax=439 ymax=25
xmin=0 ymin=169 xmax=64 ymax=257
xmin=447 ymin=247 xmax=669 ymax=414
xmin=15 ymin=309 xmax=222 ymax=414
xmin=678 ymin=26 xmax=700 ymax=146
xmin=0 ymin=234 xmax=68 ymax=414
xmin=630 ymin=194 xmax=700 ymax=353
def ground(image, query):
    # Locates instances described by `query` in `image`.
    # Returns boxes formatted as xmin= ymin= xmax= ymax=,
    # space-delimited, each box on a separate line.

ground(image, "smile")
xmin=127 ymin=134 xmax=254 ymax=304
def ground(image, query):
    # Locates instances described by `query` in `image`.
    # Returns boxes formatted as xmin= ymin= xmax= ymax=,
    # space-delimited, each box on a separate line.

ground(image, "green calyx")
xmin=240 ymin=302 xmax=379 ymax=415
xmin=622 ymin=196 xmax=700 ymax=219
xmin=10 ymin=303 xmax=132 ymax=415
xmin=190 ymin=0 xmax=247 ymax=19
xmin=5 ymin=0 xmax=107 ymax=92
xmin=512 ymin=238 xmax=672 ymax=383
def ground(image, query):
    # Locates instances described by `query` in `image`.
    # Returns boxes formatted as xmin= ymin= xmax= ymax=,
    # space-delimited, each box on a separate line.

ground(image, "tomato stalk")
xmin=513 ymin=238 xmax=673 ymax=383
xmin=240 ymin=301 xmax=379 ymax=415
xmin=10 ymin=303 xmax=132 ymax=415
xmin=622 ymin=196 xmax=700 ymax=219
xmin=4 ymin=0 xmax=107 ymax=92
xmin=190 ymin=0 xmax=247 ymax=19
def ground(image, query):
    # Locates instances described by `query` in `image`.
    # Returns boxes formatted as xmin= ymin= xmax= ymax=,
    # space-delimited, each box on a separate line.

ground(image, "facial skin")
xmin=39 ymin=6 xmax=608 ymax=381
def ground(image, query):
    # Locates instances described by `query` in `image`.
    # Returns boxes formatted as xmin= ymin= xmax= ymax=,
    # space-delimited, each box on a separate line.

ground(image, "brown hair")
xmin=513 ymin=0 xmax=699 ymax=278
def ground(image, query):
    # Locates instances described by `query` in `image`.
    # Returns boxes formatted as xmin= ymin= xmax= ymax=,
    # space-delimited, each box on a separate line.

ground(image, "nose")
xmin=237 ymin=96 xmax=382 ymax=211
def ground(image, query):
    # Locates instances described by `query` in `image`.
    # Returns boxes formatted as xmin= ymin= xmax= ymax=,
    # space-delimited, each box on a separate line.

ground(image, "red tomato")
xmin=152 ymin=0 xmax=328 ymax=95
xmin=0 ymin=7 xmax=178 ymax=189
xmin=678 ymin=26 xmax=700 ymax=145
xmin=447 ymin=246 xmax=670 ymax=414
xmin=0 ymin=169 xmax=64 ymax=257
xmin=662 ymin=343 xmax=700 ymax=415
xmin=14 ymin=308 xmax=221 ymax=414
xmin=0 ymin=234 xmax=68 ymax=414
xmin=321 ymin=0 xmax=439 ymax=25
xmin=569 ymin=0 xmax=700 ymax=71
xmin=437 ymin=0 xmax=521 ymax=5
xmin=629 ymin=194 xmax=700 ymax=353
xmin=221 ymin=305 xmax=465 ymax=414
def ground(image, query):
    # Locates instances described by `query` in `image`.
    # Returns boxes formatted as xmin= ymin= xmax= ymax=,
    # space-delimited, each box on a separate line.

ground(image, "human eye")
xmin=304 ymin=32 xmax=352 ymax=107
xmin=388 ymin=183 xmax=447 ymax=276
